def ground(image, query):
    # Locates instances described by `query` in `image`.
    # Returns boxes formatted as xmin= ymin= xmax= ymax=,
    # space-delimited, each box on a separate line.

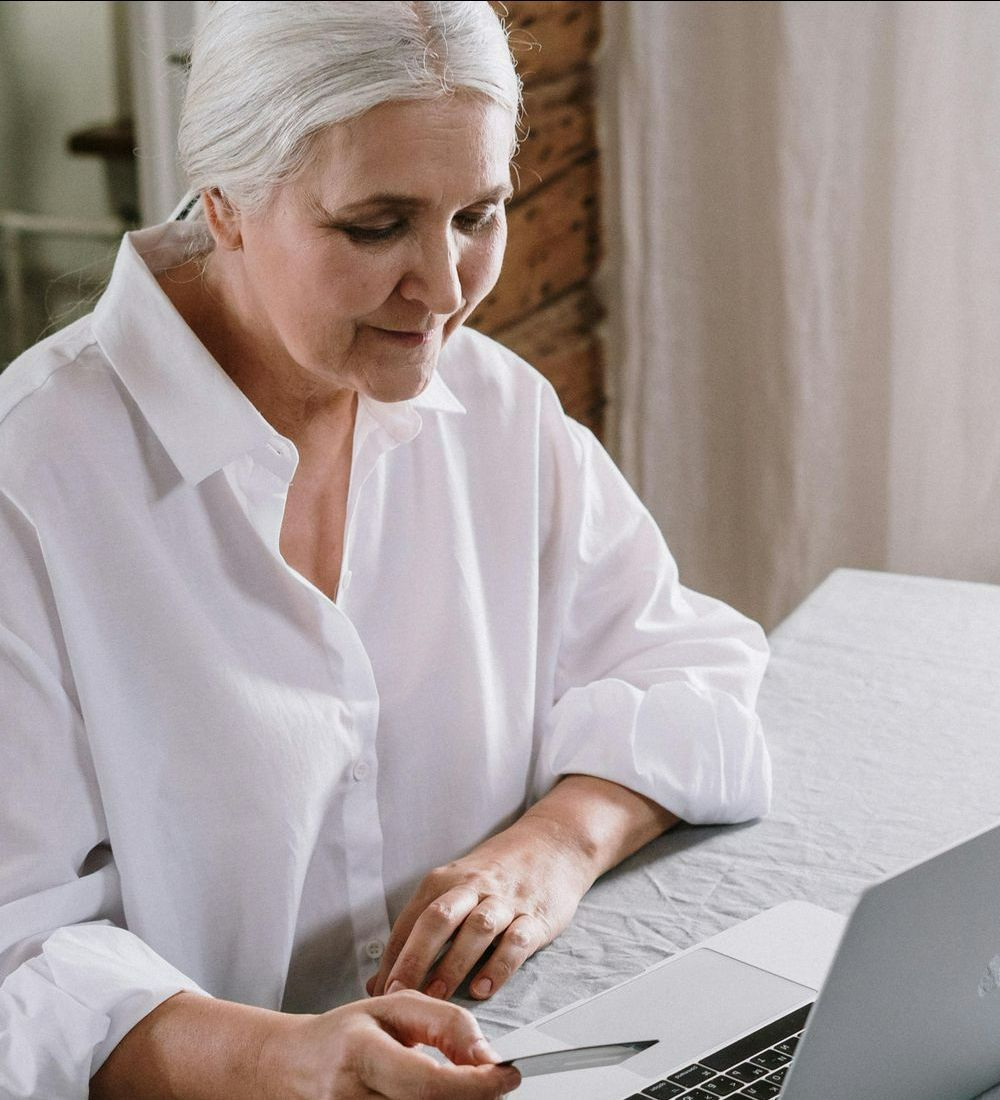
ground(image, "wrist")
xmin=255 ymin=1011 xmax=319 ymax=1100
xmin=91 ymin=991 xmax=296 ymax=1100
xmin=512 ymin=794 xmax=605 ymax=889
xmin=520 ymin=774 xmax=677 ymax=881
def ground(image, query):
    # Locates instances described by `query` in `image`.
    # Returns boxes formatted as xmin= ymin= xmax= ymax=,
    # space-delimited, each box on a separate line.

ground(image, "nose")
xmin=398 ymin=230 xmax=464 ymax=317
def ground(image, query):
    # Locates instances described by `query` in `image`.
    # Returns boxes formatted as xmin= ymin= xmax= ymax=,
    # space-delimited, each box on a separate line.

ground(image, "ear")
xmin=201 ymin=187 xmax=244 ymax=251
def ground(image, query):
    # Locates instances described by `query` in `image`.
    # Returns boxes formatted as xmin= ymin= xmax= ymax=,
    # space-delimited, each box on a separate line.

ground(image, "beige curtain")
xmin=597 ymin=0 xmax=1000 ymax=629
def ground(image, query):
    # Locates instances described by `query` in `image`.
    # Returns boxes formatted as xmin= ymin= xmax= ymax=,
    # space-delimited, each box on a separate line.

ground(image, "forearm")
xmin=91 ymin=988 xmax=516 ymax=1100
xmin=518 ymin=774 xmax=678 ymax=884
xmin=90 ymin=991 xmax=291 ymax=1100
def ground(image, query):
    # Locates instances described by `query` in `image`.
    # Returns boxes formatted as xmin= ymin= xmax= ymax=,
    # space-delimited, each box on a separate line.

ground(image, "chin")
xmin=362 ymin=367 xmax=434 ymax=405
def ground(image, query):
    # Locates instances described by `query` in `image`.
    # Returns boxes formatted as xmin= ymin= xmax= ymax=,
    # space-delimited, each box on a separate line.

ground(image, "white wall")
xmin=0 ymin=2 xmax=119 ymax=221
xmin=0 ymin=1 xmax=122 ymax=350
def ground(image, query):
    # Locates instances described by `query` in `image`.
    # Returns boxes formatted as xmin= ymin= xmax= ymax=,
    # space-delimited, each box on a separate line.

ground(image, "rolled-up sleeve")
xmin=532 ymin=411 xmax=771 ymax=824
xmin=0 ymin=491 xmax=207 ymax=1099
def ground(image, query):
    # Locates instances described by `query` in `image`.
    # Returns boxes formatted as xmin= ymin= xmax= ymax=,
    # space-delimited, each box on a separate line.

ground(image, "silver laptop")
xmin=493 ymin=818 xmax=1000 ymax=1100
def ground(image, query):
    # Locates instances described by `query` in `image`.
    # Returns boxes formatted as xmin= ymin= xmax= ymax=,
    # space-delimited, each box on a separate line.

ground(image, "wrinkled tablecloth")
xmin=469 ymin=569 xmax=1000 ymax=1098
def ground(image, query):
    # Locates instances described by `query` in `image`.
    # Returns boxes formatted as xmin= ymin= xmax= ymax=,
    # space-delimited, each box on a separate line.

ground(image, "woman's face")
xmin=222 ymin=94 xmax=515 ymax=404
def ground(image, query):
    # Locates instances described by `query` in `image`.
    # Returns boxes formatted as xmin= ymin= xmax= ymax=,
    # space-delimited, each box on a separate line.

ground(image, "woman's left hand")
xmin=366 ymin=808 xmax=595 ymax=1002
xmin=367 ymin=775 xmax=678 ymax=1002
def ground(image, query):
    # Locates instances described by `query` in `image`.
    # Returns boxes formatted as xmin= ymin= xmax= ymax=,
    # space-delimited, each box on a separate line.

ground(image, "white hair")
xmin=177 ymin=1 xmax=521 ymax=216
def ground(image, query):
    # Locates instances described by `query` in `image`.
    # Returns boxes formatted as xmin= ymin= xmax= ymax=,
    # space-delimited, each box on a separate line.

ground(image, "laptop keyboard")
xmin=622 ymin=1003 xmax=813 ymax=1100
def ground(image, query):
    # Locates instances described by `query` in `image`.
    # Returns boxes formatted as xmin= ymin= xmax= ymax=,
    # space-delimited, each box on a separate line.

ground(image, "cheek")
xmin=288 ymin=249 xmax=399 ymax=332
xmin=462 ymin=229 xmax=507 ymax=306
xmin=324 ymin=244 xmax=408 ymax=312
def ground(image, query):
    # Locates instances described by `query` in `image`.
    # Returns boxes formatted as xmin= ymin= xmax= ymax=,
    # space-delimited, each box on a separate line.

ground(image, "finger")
xmin=369 ymin=884 xmax=448 ymax=998
xmin=372 ymin=988 xmax=501 ymax=1066
xmin=361 ymin=1027 xmax=520 ymax=1099
xmin=422 ymin=896 xmax=516 ymax=999
xmin=371 ymin=883 xmax=475 ymax=996
xmin=469 ymin=913 xmax=544 ymax=999
xmin=377 ymin=885 xmax=481 ymax=996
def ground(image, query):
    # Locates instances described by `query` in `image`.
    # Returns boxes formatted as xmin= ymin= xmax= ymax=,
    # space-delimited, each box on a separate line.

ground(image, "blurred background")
xmin=1 ymin=0 xmax=999 ymax=630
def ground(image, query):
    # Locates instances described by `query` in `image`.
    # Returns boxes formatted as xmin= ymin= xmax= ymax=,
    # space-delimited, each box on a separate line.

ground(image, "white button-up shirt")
xmin=0 ymin=223 xmax=771 ymax=1098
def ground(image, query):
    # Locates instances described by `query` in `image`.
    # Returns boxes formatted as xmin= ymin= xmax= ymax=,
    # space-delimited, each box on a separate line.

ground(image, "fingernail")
xmin=471 ymin=1036 xmax=503 ymax=1062
xmin=472 ymin=976 xmax=493 ymax=998
xmin=500 ymin=1065 xmax=522 ymax=1091
xmin=425 ymin=979 xmax=447 ymax=999
xmin=386 ymin=979 xmax=404 ymax=995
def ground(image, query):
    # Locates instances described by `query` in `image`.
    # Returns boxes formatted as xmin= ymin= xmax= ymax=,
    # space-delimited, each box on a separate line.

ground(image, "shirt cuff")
xmin=535 ymin=677 xmax=773 ymax=824
xmin=0 ymin=923 xmax=210 ymax=1099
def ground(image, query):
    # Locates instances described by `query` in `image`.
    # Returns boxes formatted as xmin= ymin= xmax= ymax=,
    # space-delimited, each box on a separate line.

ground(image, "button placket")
xmin=321 ymin=616 xmax=389 ymax=995
xmin=331 ymin=407 xmax=421 ymax=994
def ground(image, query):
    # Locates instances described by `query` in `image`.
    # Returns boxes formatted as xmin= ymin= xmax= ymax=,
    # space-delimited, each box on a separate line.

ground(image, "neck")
xmin=157 ymin=250 xmax=357 ymax=449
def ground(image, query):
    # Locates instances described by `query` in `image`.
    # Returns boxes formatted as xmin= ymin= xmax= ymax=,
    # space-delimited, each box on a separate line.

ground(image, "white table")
xmin=467 ymin=569 xmax=1000 ymax=1097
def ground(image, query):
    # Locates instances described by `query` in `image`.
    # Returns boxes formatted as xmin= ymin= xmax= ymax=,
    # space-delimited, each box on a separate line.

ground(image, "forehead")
xmin=301 ymin=95 xmax=515 ymax=205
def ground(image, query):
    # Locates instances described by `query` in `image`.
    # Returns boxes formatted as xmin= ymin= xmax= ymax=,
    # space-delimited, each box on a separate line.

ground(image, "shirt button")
xmin=365 ymin=940 xmax=385 ymax=961
xmin=352 ymin=760 xmax=370 ymax=781
xmin=340 ymin=570 xmax=353 ymax=593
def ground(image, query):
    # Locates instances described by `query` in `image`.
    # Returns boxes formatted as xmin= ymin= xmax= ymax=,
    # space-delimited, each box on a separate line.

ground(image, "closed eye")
xmin=336 ymin=202 xmax=505 ymax=245
xmin=339 ymin=222 xmax=406 ymax=244
xmin=454 ymin=204 xmax=504 ymax=234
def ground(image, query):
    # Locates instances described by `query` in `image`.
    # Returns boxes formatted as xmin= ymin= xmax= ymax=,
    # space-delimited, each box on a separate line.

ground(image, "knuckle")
xmin=422 ymin=1000 xmax=474 ymax=1055
xmin=393 ymin=987 xmax=423 ymax=1006
xmin=436 ymin=995 xmax=470 ymax=1022
xmin=469 ymin=907 xmax=498 ymax=934
xmin=444 ymin=1000 xmax=479 ymax=1041
xmin=506 ymin=920 xmax=534 ymax=949
xmin=428 ymin=897 xmax=459 ymax=926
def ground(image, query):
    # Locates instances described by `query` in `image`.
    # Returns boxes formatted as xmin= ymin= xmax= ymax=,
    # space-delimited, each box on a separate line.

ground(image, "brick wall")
xmin=472 ymin=1 xmax=604 ymax=437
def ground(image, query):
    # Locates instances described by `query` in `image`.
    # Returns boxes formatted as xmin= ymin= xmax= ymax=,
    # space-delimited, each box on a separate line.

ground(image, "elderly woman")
xmin=0 ymin=3 xmax=771 ymax=1098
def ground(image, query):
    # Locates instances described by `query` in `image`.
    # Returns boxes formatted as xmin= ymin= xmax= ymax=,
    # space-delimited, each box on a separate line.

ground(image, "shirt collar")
xmin=93 ymin=222 xmax=276 ymax=486
xmin=93 ymin=221 xmax=466 ymax=486
xmin=359 ymin=368 xmax=467 ymax=444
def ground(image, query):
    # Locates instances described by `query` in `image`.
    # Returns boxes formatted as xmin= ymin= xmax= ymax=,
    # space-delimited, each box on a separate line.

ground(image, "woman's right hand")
xmin=261 ymin=989 xmax=521 ymax=1099
xmin=92 ymin=988 xmax=520 ymax=1100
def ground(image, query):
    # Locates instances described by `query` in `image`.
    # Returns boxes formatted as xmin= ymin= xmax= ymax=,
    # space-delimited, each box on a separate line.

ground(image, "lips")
xmin=369 ymin=327 xmax=436 ymax=348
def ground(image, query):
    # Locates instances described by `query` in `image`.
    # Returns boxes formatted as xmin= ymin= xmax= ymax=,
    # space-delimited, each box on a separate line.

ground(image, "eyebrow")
xmin=322 ymin=183 xmax=515 ymax=220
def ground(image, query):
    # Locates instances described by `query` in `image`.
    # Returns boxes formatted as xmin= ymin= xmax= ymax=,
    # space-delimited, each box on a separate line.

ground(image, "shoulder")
xmin=436 ymin=326 xmax=583 ymax=446
xmin=0 ymin=315 xmax=122 ymax=492
xmin=434 ymin=326 xmax=612 ymax=507
xmin=1 ymin=315 xmax=97 ymax=418
xmin=439 ymin=326 xmax=561 ymax=405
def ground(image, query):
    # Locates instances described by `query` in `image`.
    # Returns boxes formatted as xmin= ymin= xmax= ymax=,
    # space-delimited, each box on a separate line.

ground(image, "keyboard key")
xmin=683 ymin=1091 xmax=718 ymax=1100
xmin=774 ymin=1037 xmax=798 ymax=1056
xmin=727 ymin=1061 xmax=769 ymax=1083
xmin=700 ymin=1075 xmax=743 ymax=1096
xmin=739 ymin=1082 xmax=782 ymax=1099
xmin=700 ymin=1005 xmax=812 ymax=1072
xmin=749 ymin=1050 xmax=791 ymax=1071
xmin=768 ymin=1066 xmax=788 ymax=1085
xmin=667 ymin=1064 xmax=715 ymax=1087
xmin=641 ymin=1082 xmax=685 ymax=1099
